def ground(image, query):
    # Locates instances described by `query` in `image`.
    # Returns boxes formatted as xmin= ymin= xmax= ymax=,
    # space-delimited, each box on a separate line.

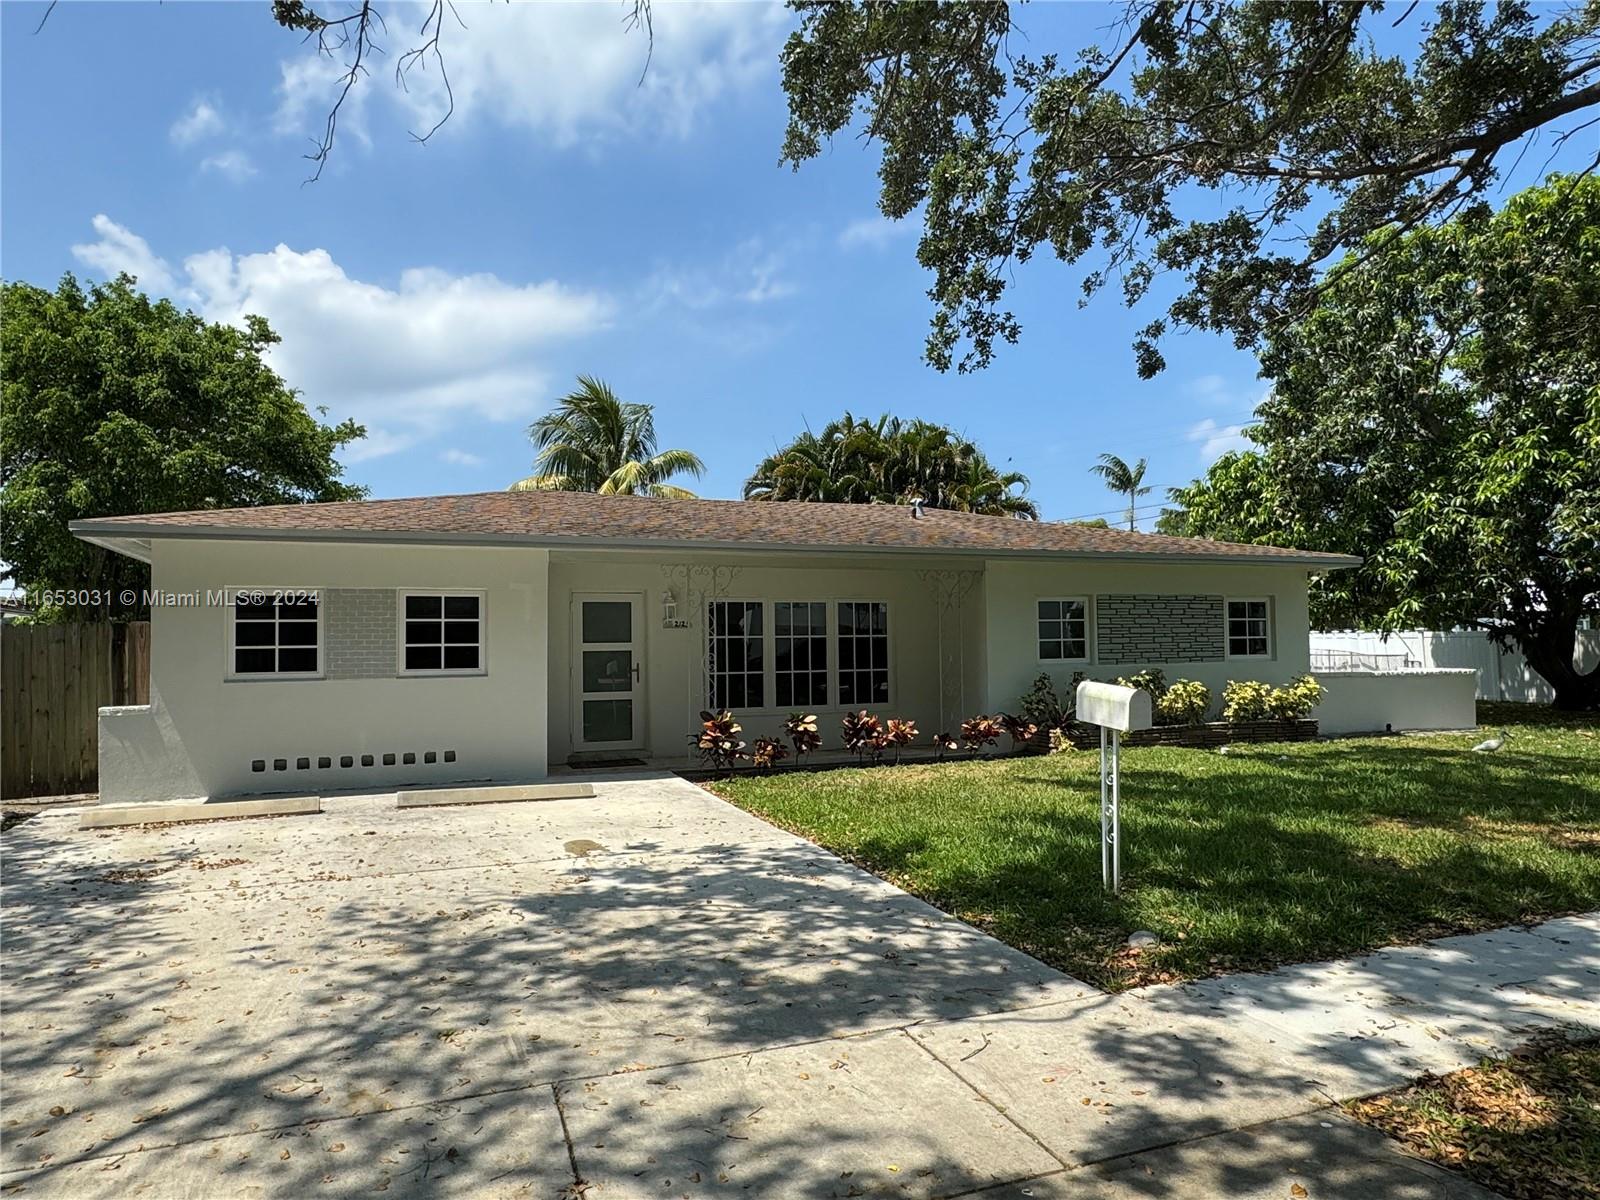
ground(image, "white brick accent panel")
xmin=324 ymin=588 xmax=397 ymax=679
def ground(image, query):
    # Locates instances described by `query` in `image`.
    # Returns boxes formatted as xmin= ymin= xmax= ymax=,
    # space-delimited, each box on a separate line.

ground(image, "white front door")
xmin=572 ymin=593 xmax=645 ymax=751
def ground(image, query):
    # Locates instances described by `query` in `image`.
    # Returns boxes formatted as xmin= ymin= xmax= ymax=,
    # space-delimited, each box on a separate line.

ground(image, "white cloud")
xmin=1186 ymin=418 xmax=1252 ymax=463
xmin=71 ymin=215 xmax=175 ymax=291
xmin=201 ymin=149 xmax=259 ymax=183
xmin=71 ymin=217 xmax=612 ymax=464
xmin=274 ymin=3 xmax=787 ymax=152
xmin=440 ymin=448 xmax=485 ymax=467
xmin=170 ymin=98 xmax=225 ymax=145
xmin=185 ymin=245 xmax=613 ymax=459
xmin=838 ymin=215 xmax=910 ymax=250
xmin=645 ymin=236 xmax=796 ymax=311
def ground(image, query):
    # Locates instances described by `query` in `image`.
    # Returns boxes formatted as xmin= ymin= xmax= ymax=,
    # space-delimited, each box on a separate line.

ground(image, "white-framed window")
xmin=838 ymin=600 xmax=890 ymax=707
xmin=708 ymin=600 xmax=764 ymax=710
xmin=774 ymin=601 xmax=828 ymax=708
xmin=229 ymin=592 xmax=321 ymax=678
xmin=400 ymin=591 xmax=485 ymax=675
xmin=1226 ymin=597 xmax=1272 ymax=658
xmin=1037 ymin=597 xmax=1089 ymax=661
xmin=702 ymin=599 xmax=891 ymax=712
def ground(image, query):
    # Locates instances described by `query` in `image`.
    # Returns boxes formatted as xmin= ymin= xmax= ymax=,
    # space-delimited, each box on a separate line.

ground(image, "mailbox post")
xmin=1075 ymin=681 xmax=1153 ymax=894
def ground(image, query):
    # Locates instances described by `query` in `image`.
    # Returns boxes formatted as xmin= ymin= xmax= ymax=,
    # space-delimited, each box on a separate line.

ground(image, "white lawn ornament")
xmin=1076 ymin=682 xmax=1153 ymax=895
xmin=1471 ymin=729 xmax=1510 ymax=753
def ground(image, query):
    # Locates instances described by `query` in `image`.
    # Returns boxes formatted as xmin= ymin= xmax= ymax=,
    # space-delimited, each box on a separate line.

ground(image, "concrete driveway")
xmin=1 ymin=775 xmax=1519 ymax=1198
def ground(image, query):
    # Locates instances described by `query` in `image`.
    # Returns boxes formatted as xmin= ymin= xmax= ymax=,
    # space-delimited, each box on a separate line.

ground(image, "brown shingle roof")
xmin=70 ymin=492 xmax=1360 ymax=567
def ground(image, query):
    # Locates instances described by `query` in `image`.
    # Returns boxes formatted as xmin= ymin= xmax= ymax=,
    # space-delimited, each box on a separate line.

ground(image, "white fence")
xmin=1310 ymin=629 xmax=1600 ymax=703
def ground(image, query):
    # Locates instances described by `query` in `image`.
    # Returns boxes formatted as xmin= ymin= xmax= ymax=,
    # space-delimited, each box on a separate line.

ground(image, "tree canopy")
xmin=1160 ymin=175 xmax=1600 ymax=708
xmin=744 ymin=413 xmax=1038 ymax=518
xmin=509 ymin=376 xmax=705 ymax=498
xmin=780 ymin=1 xmax=1600 ymax=375
xmin=1 ymin=274 xmax=366 ymax=621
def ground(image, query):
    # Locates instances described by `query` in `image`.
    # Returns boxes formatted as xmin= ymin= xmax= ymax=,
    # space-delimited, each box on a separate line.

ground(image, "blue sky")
xmin=2 ymin=2 xmax=1589 ymax=527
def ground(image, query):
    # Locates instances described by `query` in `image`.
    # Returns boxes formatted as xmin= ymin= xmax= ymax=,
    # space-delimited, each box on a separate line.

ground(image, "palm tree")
xmin=1090 ymin=453 xmax=1151 ymax=531
xmin=509 ymin=376 xmax=704 ymax=497
xmin=744 ymin=414 xmax=1038 ymax=518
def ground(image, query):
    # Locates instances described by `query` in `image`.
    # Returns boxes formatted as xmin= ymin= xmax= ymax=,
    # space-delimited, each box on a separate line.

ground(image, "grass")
xmin=709 ymin=703 xmax=1600 ymax=989
xmin=1346 ymin=1035 xmax=1600 ymax=1200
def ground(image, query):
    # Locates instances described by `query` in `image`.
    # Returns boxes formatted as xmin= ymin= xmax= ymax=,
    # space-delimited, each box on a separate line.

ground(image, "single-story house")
xmin=72 ymin=491 xmax=1365 ymax=803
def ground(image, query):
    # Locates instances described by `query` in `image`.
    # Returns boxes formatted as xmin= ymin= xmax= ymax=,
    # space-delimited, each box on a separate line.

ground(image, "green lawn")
xmin=710 ymin=704 xmax=1600 ymax=990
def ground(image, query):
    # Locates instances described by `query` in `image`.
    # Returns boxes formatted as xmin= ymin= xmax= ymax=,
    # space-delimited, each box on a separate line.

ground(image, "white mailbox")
xmin=1075 ymin=681 xmax=1153 ymax=732
xmin=1074 ymin=681 xmax=1151 ymax=895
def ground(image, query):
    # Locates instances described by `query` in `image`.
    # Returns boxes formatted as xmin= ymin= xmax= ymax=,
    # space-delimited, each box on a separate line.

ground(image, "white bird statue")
xmin=1471 ymin=729 xmax=1510 ymax=753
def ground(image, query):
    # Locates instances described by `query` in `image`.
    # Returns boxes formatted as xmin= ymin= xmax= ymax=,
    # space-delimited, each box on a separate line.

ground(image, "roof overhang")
xmin=67 ymin=519 xmax=1364 ymax=571
xmin=74 ymin=530 xmax=154 ymax=563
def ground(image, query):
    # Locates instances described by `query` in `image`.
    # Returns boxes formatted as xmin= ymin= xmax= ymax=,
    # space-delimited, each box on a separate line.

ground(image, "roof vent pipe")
xmin=910 ymin=498 xmax=925 ymax=518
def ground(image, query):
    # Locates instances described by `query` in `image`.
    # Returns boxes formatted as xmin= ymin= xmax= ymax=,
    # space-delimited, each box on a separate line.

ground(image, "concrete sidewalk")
xmin=2 ymin=775 xmax=1593 ymax=1198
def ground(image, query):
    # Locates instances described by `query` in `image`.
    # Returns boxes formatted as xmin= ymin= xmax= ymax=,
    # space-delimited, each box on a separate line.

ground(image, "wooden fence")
xmin=1 ymin=622 xmax=149 ymax=800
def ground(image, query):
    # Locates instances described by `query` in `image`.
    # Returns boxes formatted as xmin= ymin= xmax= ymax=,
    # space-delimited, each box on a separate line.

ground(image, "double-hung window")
xmin=1037 ymin=598 xmax=1088 ymax=661
xmin=1226 ymin=598 xmax=1271 ymax=658
xmin=837 ymin=601 xmax=889 ymax=706
xmin=231 ymin=592 xmax=320 ymax=677
xmin=774 ymin=601 xmax=828 ymax=708
xmin=708 ymin=600 xmax=764 ymax=710
xmin=402 ymin=592 xmax=484 ymax=673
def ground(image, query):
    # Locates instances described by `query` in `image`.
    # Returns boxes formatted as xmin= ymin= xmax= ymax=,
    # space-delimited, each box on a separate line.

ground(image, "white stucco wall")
xmin=981 ymin=559 xmax=1316 ymax=718
xmin=100 ymin=539 xmax=550 ymax=802
xmin=546 ymin=552 xmax=986 ymax=762
xmin=1315 ymin=669 xmax=1478 ymax=735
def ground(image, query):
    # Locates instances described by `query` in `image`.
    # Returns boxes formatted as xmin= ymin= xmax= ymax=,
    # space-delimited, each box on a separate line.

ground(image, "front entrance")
xmin=572 ymin=593 xmax=645 ymax=751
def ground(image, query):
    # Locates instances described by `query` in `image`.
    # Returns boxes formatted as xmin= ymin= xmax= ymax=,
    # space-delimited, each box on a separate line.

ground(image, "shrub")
xmin=960 ymin=714 xmax=1003 ymax=756
xmin=783 ymin=712 xmax=821 ymax=759
xmin=1018 ymin=673 xmax=1067 ymax=730
xmin=1048 ymin=728 xmax=1075 ymax=754
xmin=840 ymin=710 xmax=884 ymax=762
xmin=931 ymin=730 xmax=960 ymax=758
xmin=999 ymin=712 xmax=1040 ymax=752
xmin=1221 ymin=680 xmax=1274 ymax=722
xmin=750 ymin=736 xmax=788 ymax=770
xmin=1268 ymin=674 xmax=1325 ymax=720
xmin=690 ymin=710 xmax=746 ymax=771
xmin=1114 ymin=668 xmax=1168 ymax=701
xmin=1155 ymin=679 xmax=1211 ymax=725
xmin=884 ymin=718 xmax=919 ymax=762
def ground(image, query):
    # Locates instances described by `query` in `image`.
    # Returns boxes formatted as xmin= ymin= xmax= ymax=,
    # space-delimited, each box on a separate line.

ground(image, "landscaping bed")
xmin=1346 ymin=1034 xmax=1600 ymax=1200
xmin=709 ymin=708 xmax=1600 ymax=989
xmin=1049 ymin=717 xmax=1318 ymax=750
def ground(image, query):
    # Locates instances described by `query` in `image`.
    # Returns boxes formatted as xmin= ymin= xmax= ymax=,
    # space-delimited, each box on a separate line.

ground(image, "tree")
xmin=744 ymin=413 xmax=1038 ymax=518
xmin=0 ymin=274 xmax=366 ymax=621
xmin=1160 ymin=176 xmax=1600 ymax=709
xmin=779 ymin=2 xmax=1600 ymax=376
xmin=1089 ymin=453 xmax=1151 ymax=531
xmin=510 ymin=376 xmax=704 ymax=498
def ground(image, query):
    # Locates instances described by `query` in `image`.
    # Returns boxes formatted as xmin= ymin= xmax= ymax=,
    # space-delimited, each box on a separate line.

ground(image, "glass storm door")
xmin=574 ymin=594 xmax=644 ymax=750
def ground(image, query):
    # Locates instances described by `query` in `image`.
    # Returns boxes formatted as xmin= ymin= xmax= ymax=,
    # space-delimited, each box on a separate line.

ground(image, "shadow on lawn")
xmin=845 ymin=738 xmax=1600 ymax=986
xmin=0 ymin=814 xmax=1075 ymax=1196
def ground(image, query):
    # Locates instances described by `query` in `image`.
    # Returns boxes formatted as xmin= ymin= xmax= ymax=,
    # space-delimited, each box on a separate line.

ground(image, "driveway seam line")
xmin=898 ymin=1026 xmax=1073 ymax=1171
xmin=550 ymin=1081 xmax=586 ymax=1193
xmin=0 ymin=1014 xmax=1081 ymax=1177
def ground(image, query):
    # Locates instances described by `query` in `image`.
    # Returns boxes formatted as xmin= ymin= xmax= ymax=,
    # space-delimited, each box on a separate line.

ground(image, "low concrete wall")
xmin=98 ymin=704 xmax=207 ymax=803
xmin=1315 ymin=669 xmax=1478 ymax=735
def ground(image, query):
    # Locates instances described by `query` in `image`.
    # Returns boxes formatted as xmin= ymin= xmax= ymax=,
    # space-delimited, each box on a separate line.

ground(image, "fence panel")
xmin=0 ymin=621 xmax=150 ymax=799
xmin=1310 ymin=628 xmax=1599 ymax=702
